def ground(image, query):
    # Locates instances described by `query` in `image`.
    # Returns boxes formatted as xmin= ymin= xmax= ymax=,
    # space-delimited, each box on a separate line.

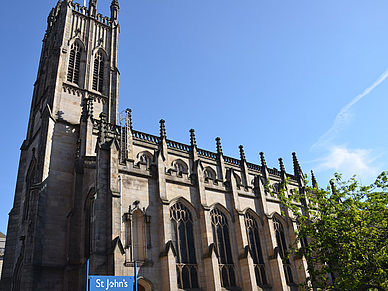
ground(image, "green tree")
xmin=277 ymin=172 xmax=388 ymax=291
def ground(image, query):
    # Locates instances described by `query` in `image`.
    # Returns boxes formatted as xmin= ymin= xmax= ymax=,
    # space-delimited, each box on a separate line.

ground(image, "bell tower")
xmin=0 ymin=0 xmax=120 ymax=290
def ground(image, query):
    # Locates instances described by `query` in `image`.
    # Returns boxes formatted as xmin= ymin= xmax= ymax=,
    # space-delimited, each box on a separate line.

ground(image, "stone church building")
xmin=0 ymin=1 xmax=310 ymax=290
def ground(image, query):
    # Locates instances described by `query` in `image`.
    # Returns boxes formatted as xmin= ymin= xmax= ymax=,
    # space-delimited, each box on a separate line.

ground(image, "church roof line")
xmin=121 ymin=112 xmax=298 ymax=181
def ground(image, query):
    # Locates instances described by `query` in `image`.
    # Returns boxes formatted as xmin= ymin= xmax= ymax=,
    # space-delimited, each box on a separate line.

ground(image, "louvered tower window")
xmin=210 ymin=208 xmax=236 ymax=288
xmin=67 ymin=42 xmax=81 ymax=85
xmin=273 ymin=217 xmax=293 ymax=284
xmin=170 ymin=202 xmax=199 ymax=289
xmin=93 ymin=51 xmax=104 ymax=93
xmin=245 ymin=212 xmax=267 ymax=286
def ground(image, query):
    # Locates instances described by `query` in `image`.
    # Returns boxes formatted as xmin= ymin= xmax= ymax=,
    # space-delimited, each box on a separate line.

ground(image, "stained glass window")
xmin=273 ymin=217 xmax=293 ymax=284
xmin=210 ymin=207 xmax=236 ymax=288
xmin=170 ymin=202 xmax=199 ymax=289
xmin=245 ymin=212 xmax=267 ymax=286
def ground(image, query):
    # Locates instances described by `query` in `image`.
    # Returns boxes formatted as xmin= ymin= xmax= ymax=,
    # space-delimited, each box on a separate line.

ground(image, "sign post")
xmin=134 ymin=261 xmax=137 ymax=291
xmin=89 ymin=276 xmax=134 ymax=291
xmin=86 ymin=260 xmax=90 ymax=291
xmin=86 ymin=259 xmax=134 ymax=291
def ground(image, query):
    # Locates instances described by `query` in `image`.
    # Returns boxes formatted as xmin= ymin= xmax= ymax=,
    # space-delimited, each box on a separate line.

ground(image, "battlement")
xmin=70 ymin=1 xmax=113 ymax=26
xmin=71 ymin=2 xmax=88 ymax=15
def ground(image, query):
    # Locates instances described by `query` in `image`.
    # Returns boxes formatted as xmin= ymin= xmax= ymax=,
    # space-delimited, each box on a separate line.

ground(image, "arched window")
xmin=210 ymin=207 xmax=236 ymax=288
xmin=138 ymin=152 xmax=152 ymax=169
xmin=234 ymin=173 xmax=242 ymax=186
xmin=92 ymin=51 xmax=104 ymax=93
xmin=67 ymin=42 xmax=81 ymax=85
xmin=170 ymin=202 xmax=199 ymax=289
xmin=272 ymin=182 xmax=281 ymax=193
xmin=245 ymin=212 xmax=267 ymax=286
xmin=204 ymin=167 xmax=216 ymax=180
xmin=172 ymin=160 xmax=188 ymax=174
xmin=273 ymin=217 xmax=293 ymax=284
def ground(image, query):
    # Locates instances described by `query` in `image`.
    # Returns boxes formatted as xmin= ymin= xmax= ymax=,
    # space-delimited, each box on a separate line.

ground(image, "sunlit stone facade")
xmin=0 ymin=1 xmax=309 ymax=290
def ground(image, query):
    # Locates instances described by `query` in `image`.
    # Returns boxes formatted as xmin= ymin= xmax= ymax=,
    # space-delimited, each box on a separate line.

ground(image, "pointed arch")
xmin=242 ymin=208 xmax=264 ymax=226
xmin=268 ymin=211 xmax=289 ymax=229
xmin=68 ymin=36 xmax=86 ymax=51
xmin=169 ymin=200 xmax=199 ymax=289
xmin=67 ymin=38 xmax=85 ymax=86
xmin=210 ymin=205 xmax=236 ymax=288
xmin=244 ymin=209 xmax=268 ymax=286
xmin=233 ymin=172 xmax=242 ymax=185
xmin=169 ymin=196 xmax=199 ymax=219
xmin=136 ymin=151 xmax=153 ymax=169
xmin=209 ymin=203 xmax=234 ymax=223
xmin=273 ymin=215 xmax=293 ymax=284
xmin=171 ymin=159 xmax=188 ymax=173
xmin=204 ymin=166 xmax=216 ymax=180
xmin=91 ymin=48 xmax=108 ymax=94
xmin=137 ymin=277 xmax=154 ymax=291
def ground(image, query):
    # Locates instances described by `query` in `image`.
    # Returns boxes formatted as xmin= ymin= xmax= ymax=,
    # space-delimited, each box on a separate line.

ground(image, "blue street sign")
xmin=90 ymin=276 xmax=134 ymax=291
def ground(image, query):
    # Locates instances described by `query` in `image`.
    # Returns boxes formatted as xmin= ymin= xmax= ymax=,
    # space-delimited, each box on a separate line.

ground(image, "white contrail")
xmin=312 ymin=67 xmax=388 ymax=149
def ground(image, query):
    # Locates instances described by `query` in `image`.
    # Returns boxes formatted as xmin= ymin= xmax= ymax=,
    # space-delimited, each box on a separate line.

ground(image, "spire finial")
xmin=260 ymin=152 xmax=267 ymax=168
xmin=89 ymin=0 xmax=97 ymax=17
xmin=216 ymin=137 xmax=223 ymax=155
xmin=159 ymin=119 xmax=166 ymax=138
xmin=189 ymin=129 xmax=196 ymax=147
xmin=292 ymin=152 xmax=301 ymax=173
xmin=239 ymin=145 xmax=246 ymax=161
xmin=278 ymin=158 xmax=285 ymax=173
xmin=311 ymin=170 xmax=317 ymax=188
xmin=110 ymin=0 xmax=119 ymax=20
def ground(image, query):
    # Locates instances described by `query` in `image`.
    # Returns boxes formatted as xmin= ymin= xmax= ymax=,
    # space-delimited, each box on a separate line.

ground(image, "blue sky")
xmin=1 ymin=0 xmax=388 ymax=234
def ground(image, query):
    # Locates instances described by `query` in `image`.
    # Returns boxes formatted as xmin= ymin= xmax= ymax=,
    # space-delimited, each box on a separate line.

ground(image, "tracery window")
xmin=204 ymin=167 xmax=216 ymax=180
xmin=172 ymin=160 xmax=188 ymax=173
xmin=245 ymin=212 xmax=267 ymax=286
xmin=273 ymin=217 xmax=293 ymax=284
xmin=170 ymin=202 xmax=199 ymax=289
xmin=67 ymin=42 xmax=81 ymax=85
xmin=210 ymin=207 xmax=236 ymax=288
xmin=138 ymin=152 xmax=152 ymax=169
xmin=92 ymin=51 xmax=104 ymax=93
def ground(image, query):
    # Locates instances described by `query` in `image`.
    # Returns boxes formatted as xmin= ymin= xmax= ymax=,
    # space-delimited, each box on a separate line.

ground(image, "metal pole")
xmin=134 ymin=261 xmax=137 ymax=291
xmin=86 ymin=260 xmax=89 ymax=291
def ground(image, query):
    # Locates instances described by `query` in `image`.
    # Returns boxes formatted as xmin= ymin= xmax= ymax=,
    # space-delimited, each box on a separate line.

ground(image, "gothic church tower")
xmin=0 ymin=1 xmax=120 ymax=290
xmin=2 ymin=1 xmax=311 ymax=290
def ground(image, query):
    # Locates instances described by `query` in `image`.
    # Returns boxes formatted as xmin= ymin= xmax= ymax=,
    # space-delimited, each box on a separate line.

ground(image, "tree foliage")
xmin=278 ymin=172 xmax=388 ymax=291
